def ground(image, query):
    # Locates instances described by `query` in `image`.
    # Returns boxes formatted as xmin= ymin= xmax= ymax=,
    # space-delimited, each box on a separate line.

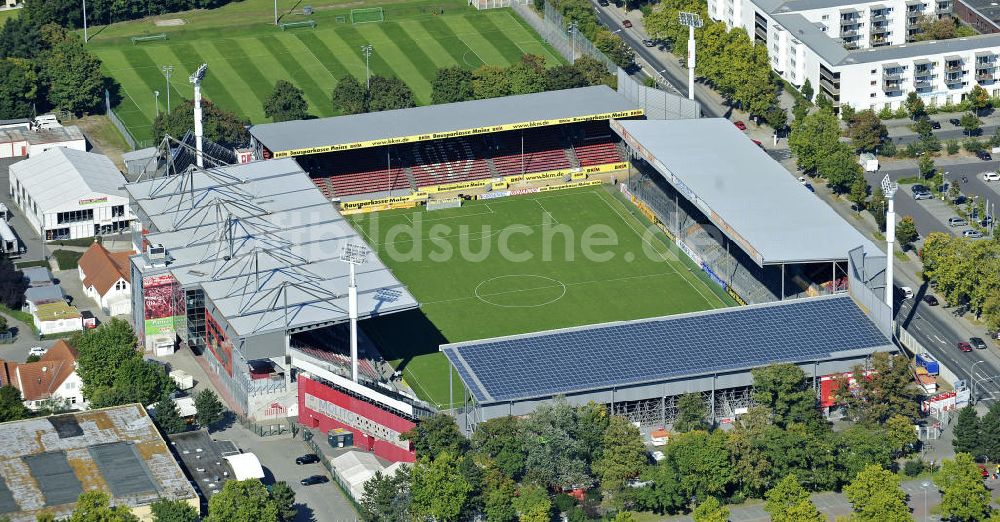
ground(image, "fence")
xmin=616 ymin=69 xmax=701 ymax=120
xmin=511 ymin=1 xmax=617 ymax=74
xmin=105 ymin=89 xmax=149 ymax=151
xmin=235 ymin=413 xmax=294 ymax=437
xmin=302 ymin=431 xmax=364 ymax=514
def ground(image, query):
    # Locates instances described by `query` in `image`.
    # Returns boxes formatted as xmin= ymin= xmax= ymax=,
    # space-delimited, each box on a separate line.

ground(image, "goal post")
xmin=350 ymin=7 xmax=384 ymax=24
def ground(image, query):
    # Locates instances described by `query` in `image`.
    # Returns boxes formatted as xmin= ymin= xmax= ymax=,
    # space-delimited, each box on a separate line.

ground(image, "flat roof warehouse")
xmin=248 ymin=86 xmax=643 ymax=157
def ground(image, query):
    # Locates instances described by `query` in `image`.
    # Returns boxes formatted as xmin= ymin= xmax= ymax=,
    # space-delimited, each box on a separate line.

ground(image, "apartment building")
xmin=710 ymin=0 xmax=1000 ymax=111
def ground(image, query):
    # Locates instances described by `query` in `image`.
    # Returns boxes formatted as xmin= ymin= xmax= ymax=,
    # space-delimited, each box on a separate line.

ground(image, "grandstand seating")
xmin=308 ymin=148 xmax=411 ymax=198
xmin=491 ymin=129 xmax=573 ymax=177
xmin=408 ymin=137 xmax=492 ymax=188
xmin=572 ymin=121 xmax=624 ymax=167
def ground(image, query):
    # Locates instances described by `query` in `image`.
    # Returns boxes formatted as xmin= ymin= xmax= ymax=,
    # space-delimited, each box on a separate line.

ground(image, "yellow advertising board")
xmin=270 ymin=110 xmax=645 ymax=158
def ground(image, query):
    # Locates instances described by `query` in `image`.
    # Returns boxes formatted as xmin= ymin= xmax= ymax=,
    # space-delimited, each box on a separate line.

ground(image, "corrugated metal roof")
xmin=9 ymin=148 xmax=126 ymax=210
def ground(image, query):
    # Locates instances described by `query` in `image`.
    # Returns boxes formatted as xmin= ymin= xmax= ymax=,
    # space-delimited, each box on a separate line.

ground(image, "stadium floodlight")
xmin=678 ymin=12 xmax=702 ymax=101
xmin=189 ymin=64 xmax=209 ymax=168
xmin=154 ymin=91 xmax=160 ymax=116
xmin=341 ymin=243 xmax=369 ymax=383
xmin=161 ymin=65 xmax=174 ymax=112
xmin=881 ymin=174 xmax=898 ymax=311
xmin=82 ymin=0 xmax=89 ymax=43
xmin=361 ymin=44 xmax=374 ymax=90
xmin=567 ymin=21 xmax=578 ymax=61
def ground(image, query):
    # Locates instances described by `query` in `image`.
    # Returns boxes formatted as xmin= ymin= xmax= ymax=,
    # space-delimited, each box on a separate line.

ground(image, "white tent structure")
xmin=223 ymin=453 xmax=265 ymax=481
xmin=329 ymin=451 xmax=410 ymax=501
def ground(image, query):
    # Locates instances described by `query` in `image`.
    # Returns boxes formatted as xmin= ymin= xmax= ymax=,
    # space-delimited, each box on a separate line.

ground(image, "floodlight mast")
xmin=881 ymin=174 xmax=898 ymax=310
xmin=189 ymin=64 xmax=209 ymax=168
xmin=678 ymin=12 xmax=702 ymax=101
xmin=341 ymin=243 xmax=369 ymax=383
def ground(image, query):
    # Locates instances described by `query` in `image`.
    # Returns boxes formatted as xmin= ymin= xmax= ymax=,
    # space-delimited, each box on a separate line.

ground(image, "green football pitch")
xmin=88 ymin=0 xmax=563 ymax=145
xmin=351 ymin=186 xmax=734 ymax=409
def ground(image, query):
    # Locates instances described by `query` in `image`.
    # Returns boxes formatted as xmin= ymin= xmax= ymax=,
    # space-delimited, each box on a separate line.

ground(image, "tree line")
xmin=922 ymin=232 xmax=1000 ymax=331
xmin=21 ymin=0 xmax=237 ymax=30
xmin=539 ymin=0 xmax=635 ymax=68
xmin=358 ymin=356 xmax=928 ymax=521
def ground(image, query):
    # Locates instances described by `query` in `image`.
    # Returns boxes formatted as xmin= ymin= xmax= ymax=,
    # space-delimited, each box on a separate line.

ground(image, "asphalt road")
xmin=590 ymin=3 xmax=727 ymax=118
xmin=894 ymin=125 xmax=1000 ymax=146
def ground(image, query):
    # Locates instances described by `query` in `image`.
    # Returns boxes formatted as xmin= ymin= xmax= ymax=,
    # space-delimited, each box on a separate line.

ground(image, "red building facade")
xmin=298 ymin=375 xmax=417 ymax=463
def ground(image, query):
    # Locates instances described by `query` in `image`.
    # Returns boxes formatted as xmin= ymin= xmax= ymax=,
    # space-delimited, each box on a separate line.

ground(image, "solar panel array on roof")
xmin=443 ymin=296 xmax=890 ymax=403
xmin=0 ymin=475 xmax=18 ymax=514
xmin=24 ymin=452 xmax=83 ymax=506
xmin=47 ymin=415 xmax=83 ymax=439
xmin=88 ymin=443 xmax=157 ymax=498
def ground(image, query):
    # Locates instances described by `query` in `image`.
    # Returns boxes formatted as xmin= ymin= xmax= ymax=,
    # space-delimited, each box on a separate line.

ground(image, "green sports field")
xmin=88 ymin=0 xmax=563 ymax=144
xmin=351 ymin=186 xmax=735 ymax=409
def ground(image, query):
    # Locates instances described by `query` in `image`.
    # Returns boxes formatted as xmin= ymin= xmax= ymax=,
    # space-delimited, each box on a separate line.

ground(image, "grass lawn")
xmin=351 ymin=185 xmax=734 ymax=409
xmin=52 ymin=250 xmax=84 ymax=270
xmin=0 ymin=8 xmax=21 ymax=25
xmin=88 ymin=0 xmax=563 ymax=144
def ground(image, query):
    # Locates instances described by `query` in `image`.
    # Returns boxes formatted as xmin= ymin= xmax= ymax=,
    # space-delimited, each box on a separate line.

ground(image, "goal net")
xmin=351 ymin=7 xmax=384 ymax=24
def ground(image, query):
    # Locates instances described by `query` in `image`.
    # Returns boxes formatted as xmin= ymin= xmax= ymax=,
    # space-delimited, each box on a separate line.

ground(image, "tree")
xmin=69 ymin=491 xmax=138 ymax=522
xmin=508 ymin=55 xmax=547 ymax=95
xmin=800 ymin=79 xmax=814 ymax=101
xmin=263 ymin=80 xmax=308 ymax=122
xmin=612 ymin=512 xmax=637 ymax=522
xmin=0 ymin=385 xmax=27 ymax=423
xmin=150 ymin=499 xmax=199 ymax=522
xmin=788 ymin=109 xmax=842 ymax=174
xmin=663 ymin=430 xmax=732 ymax=502
xmin=402 ymin=413 xmax=466 ymax=458
xmin=921 ymin=232 xmax=1000 ymax=325
xmin=751 ymin=363 xmax=820 ymax=429
xmin=331 ymin=75 xmax=367 ymax=114
xmin=367 ymin=75 xmax=415 ymax=112
xmin=270 ymin=481 xmax=296 ymax=522
xmin=512 ymin=484 xmax=552 ymax=522
xmin=522 ymin=398 xmax=589 ymax=489
xmin=764 ymin=475 xmax=824 ymax=522
xmin=849 ymin=175 xmax=869 ymax=212
xmin=978 ymin=401 xmax=1000 ymax=462
xmin=836 ymin=352 xmax=920 ymax=425
xmin=151 ymin=99 xmax=250 ymax=148
xmin=968 ymin=85 xmax=991 ymax=116
xmin=870 ymin=186 xmax=888 ymax=231
xmin=410 ymin=452 xmax=471 ymax=522
xmin=431 ymin=66 xmax=474 ymax=104
xmin=936 ymin=453 xmax=991 ymax=522
xmin=575 ymin=401 xmax=610 ymax=467
xmin=0 ymin=58 xmax=38 ymax=119
xmin=727 ymin=406 xmax=772 ymax=499
xmin=102 ymin=358 xmax=173 ymax=407
xmin=74 ymin=318 xmax=138 ymax=391
xmin=635 ymin=463 xmax=686 ymax=514
xmin=594 ymin=29 xmax=634 ymax=67
xmin=905 ymin=92 xmax=926 ymax=120
xmin=896 ymin=216 xmax=919 ymax=250
xmin=471 ymin=416 xmax=525 ymax=480
xmin=545 ymin=64 xmax=588 ymax=91
xmin=820 ymin=144 xmax=863 ymax=194
xmin=206 ymin=479 xmax=280 ymax=522
xmin=42 ymin=35 xmax=106 ymax=115
xmin=835 ymin=426 xmax=895 ymax=480
xmin=847 ymin=110 xmax=887 ymax=153
xmin=953 ymin=405 xmax=982 ymax=457
xmin=195 ymin=388 xmax=225 ymax=430
xmin=843 ymin=465 xmax=911 ymax=522
xmin=673 ymin=393 xmax=707 ymax=432
xmin=960 ymin=112 xmax=983 ymax=136
xmin=918 ymin=155 xmax=935 ymax=180
xmin=0 ymin=253 xmax=28 ymax=309
xmin=691 ymin=497 xmax=729 ymax=522
xmin=472 ymin=65 xmax=512 ymax=100
xmin=482 ymin=468 xmax=517 ymax=522
xmin=765 ymin=106 xmax=788 ymax=133
xmin=885 ymin=414 xmax=918 ymax=456
xmin=0 ymin=314 xmax=6 ymax=333
xmin=792 ymin=98 xmax=810 ymax=123
xmin=153 ymin=394 xmax=187 ymax=434
xmin=594 ymin=416 xmax=647 ymax=504
xmin=361 ymin=467 xmax=411 ymax=522
xmin=574 ymin=56 xmax=612 ymax=87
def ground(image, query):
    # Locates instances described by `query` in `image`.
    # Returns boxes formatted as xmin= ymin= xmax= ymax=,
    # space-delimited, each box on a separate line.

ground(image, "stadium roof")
xmin=0 ymin=404 xmax=196 ymax=520
xmin=612 ymin=118 xmax=879 ymax=265
xmin=248 ymin=86 xmax=642 ymax=158
xmin=442 ymin=294 xmax=891 ymax=404
xmin=124 ymin=158 xmax=418 ymax=338
xmin=9 ymin=148 xmax=127 ymax=210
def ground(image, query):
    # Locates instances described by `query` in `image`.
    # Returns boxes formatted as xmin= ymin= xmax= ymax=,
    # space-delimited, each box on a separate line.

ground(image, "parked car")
xmin=899 ymin=286 xmax=914 ymax=299
xmin=300 ymin=475 xmax=329 ymax=486
xmin=978 ymin=150 xmax=993 ymax=161
xmin=642 ymin=39 xmax=655 ymax=47
xmin=913 ymin=190 xmax=933 ymax=200
xmin=970 ymin=337 xmax=988 ymax=350
xmin=622 ymin=19 xmax=633 ymax=28
xmin=964 ymin=229 xmax=984 ymax=238
xmin=949 ymin=118 xmax=962 ymax=126
xmin=733 ymin=120 xmax=747 ymax=130
xmin=798 ymin=176 xmax=807 ymax=184
xmin=923 ymin=295 xmax=939 ymax=306
xmin=28 ymin=346 xmax=47 ymax=357
xmin=981 ymin=215 xmax=994 ymax=227
xmin=985 ymin=171 xmax=1000 ymax=181
xmin=295 ymin=454 xmax=320 ymax=465
xmin=957 ymin=341 xmax=973 ymax=352
xmin=752 ymin=139 xmax=764 ymax=149
xmin=598 ymin=0 xmax=609 ymax=5
xmin=930 ymin=120 xmax=941 ymax=129
xmin=948 ymin=217 xmax=968 ymax=227
xmin=804 ymin=183 xmax=815 ymax=192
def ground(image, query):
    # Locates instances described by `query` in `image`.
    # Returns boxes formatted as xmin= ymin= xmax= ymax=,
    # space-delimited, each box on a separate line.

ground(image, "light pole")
xmin=161 ymin=65 xmax=174 ymax=112
xmin=361 ymin=44 xmax=373 ymax=90
xmin=340 ymin=243 xmax=369 ymax=383
xmin=568 ymin=21 xmax=578 ymax=61
xmin=154 ymin=91 xmax=160 ymax=116
xmin=189 ymin=64 xmax=209 ymax=168
xmin=274 ymin=0 xmax=279 ymax=26
xmin=82 ymin=0 xmax=89 ymax=43
xmin=921 ymin=481 xmax=930 ymax=521
xmin=881 ymin=174 xmax=898 ymax=311
xmin=678 ymin=12 xmax=703 ymax=101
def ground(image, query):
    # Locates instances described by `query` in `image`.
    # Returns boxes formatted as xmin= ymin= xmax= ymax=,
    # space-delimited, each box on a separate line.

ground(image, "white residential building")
xmin=8 ymin=147 xmax=133 ymax=241
xmin=0 ymin=341 xmax=86 ymax=411
xmin=78 ymin=242 xmax=133 ymax=316
xmin=709 ymin=0 xmax=1000 ymax=111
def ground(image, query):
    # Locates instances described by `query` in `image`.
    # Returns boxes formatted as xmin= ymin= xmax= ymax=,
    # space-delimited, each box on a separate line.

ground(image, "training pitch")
xmin=351 ymin=186 xmax=734 ymax=409
xmin=89 ymin=0 xmax=562 ymax=144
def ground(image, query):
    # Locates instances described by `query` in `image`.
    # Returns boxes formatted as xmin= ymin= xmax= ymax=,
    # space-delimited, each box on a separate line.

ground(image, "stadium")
xmin=124 ymin=76 xmax=893 ymax=462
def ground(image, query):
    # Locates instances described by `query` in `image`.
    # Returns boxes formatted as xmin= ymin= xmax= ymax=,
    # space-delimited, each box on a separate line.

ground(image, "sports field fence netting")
xmin=511 ymin=0 xmax=616 ymax=74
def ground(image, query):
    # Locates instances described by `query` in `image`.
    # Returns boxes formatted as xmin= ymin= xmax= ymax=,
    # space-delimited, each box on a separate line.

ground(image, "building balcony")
xmin=884 ymin=80 xmax=902 ymax=90
xmin=841 ymin=28 xmax=859 ymax=36
xmin=976 ymin=72 xmax=995 ymax=82
xmin=883 ymin=71 xmax=904 ymax=80
xmin=914 ymin=79 xmax=932 ymax=89
xmin=871 ymin=24 xmax=891 ymax=33
xmin=820 ymin=76 xmax=840 ymax=94
xmin=945 ymin=62 xmax=965 ymax=72
xmin=937 ymin=1 xmax=952 ymax=11
xmin=872 ymin=39 xmax=892 ymax=47
xmin=844 ymin=41 xmax=861 ymax=49
xmin=871 ymin=12 xmax=889 ymax=21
